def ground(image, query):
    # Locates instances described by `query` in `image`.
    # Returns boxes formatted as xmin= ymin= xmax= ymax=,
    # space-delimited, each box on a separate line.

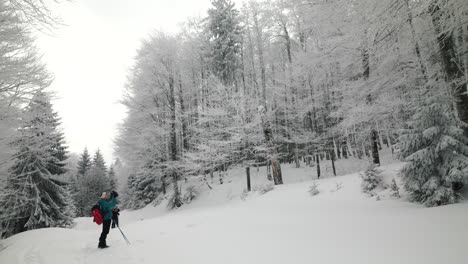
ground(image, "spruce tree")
xmin=93 ymin=149 xmax=107 ymax=174
xmin=397 ymin=95 xmax=468 ymax=206
xmin=0 ymin=91 xmax=75 ymax=238
xmin=80 ymin=165 xmax=111 ymax=215
xmin=72 ymin=150 xmax=110 ymax=216
xmin=206 ymin=0 xmax=242 ymax=86
xmin=77 ymin=148 xmax=92 ymax=175
xmin=361 ymin=163 xmax=382 ymax=194
xmin=108 ymin=165 xmax=118 ymax=191
xmin=390 ymin=178 xmax=400 ymax=198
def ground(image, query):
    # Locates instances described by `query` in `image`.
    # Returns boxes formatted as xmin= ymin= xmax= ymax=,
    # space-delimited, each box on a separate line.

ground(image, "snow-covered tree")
xmin=92 ymin=149 xmax=107 ymax=174
xmin=108 ymin=165 xmax=118 ymax=191
xmin=0 ymin=0 xmax=54 ymax=184
xmin=206 ymin=0 xmax=242 ymax=86
xmin=390 ymin=178 xmax=400 ymax=198
xmin=125 ymin=168 xmax=163 ymax=210
xmin=397 ymin=93 xmax=468 ymax=206
xmin=76 ymin=148 xmax=91 ymax=176
xmin=0 ymin=91 xmax=74 ymax=238
xmin=361 ymin=162 xmax=382 ymax=194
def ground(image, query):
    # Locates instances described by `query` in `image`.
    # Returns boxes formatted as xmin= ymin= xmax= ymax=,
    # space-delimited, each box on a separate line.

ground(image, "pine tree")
xmin=93 ymin=149 xmax=107 ymax=173
xmin=0 ymin=91 xmax=74 ymax=238
xmin=206 ymin=0 xmax=242 ymax=86
xmin=76 ymin=148 xmax=92 ymax=175
xmin=390 ymin=178 xmax=400 ymax=198
xmin=108 ymin=165 xmax=118 ymax=191
xmin=397 ymin=94 xmax=468 ymax=206
xmin=72 ymin=150 xmax=110 ymax=216
xmin=125 ymin=169 xmax=163 ymax=209
xmin=361 ymin=162 xmax=382 ymax=194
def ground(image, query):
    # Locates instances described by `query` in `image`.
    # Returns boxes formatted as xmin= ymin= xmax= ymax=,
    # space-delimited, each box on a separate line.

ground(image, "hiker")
xmin=98 ymin=191 xmax=118 ymax=249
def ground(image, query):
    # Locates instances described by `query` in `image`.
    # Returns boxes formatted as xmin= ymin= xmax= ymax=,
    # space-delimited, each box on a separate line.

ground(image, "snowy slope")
xmin=1 ymin=161 xmax=468 ymax=264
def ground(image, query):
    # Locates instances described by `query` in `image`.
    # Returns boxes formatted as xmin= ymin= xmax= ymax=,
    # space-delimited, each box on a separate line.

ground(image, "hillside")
xmin=1 ymin=160 xmax=468 ymax=264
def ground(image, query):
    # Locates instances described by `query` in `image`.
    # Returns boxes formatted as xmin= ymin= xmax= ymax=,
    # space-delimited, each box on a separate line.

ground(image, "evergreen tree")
xmin=390 ymin=178 xmax=400 ymax=198
xmin=361 ymin=162 xmax=382 ymax=194
xmin=125 ymin=169 xmax=163 ymax=210
xmin=108 ymin=165 xmax=118 ymax=191
xmin=206 ymin=0 xmax=242 ymax=86
xmin=76 ymin=148 xmax=92 ymax=175
xmin=93 ymin=149 xmax=107 ymax=174
xmin=0 ymin=91 xmax=75 ymax=238
xmin=397 ymin=94 xmax=468 ymax=206
xmin=81 ymin=165 xmax=111 ymax=213
xmin=72 ymin=149 xmax=110 ymax=216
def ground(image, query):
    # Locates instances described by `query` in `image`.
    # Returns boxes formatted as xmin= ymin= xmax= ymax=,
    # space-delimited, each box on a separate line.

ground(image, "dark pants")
xmin=99 ymin=219 xmax=111 ymax=245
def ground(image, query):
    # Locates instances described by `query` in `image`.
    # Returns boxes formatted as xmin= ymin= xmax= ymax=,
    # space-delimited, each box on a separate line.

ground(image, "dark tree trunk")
xmin=342 ymin=138 xmax=348 ymax=159
xmin=362 ymin=46 xmax=370 ymax=80
xmin=246 ymin=167 xmax=251 ymax=192
xmin=267 ymin=160 xmax=272 ymax=181
xmin=371 ymin=130 xmax=381 ymax=165
xmin=430 ymin=3 xmax=468 ymax=136
xmin=162 ymin=176 xmax=166 ymax=195
xmin=272 ymin=159 xmax=283 ymax=185
xmin=330 ymin=149 xmax=336 ymax=176
xmin=316 ymin=153 xmax=321 ymax=179
xmin=261 ymin=106 xmax=283 ymax=185
xmin=169 ymin=76 xmax=177 ymax=161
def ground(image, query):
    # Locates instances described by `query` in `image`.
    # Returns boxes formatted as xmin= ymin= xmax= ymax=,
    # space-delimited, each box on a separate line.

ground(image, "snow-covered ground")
xmin=1 ymin=154 xmax=468 ymax=264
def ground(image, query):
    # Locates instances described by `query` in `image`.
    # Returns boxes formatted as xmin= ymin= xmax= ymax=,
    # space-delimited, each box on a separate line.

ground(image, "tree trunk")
xmin=162 ymin=176 xmax=166 ymax=195
xmin=404 ymin=0 xmax=427 ymax=78
xmin=246 ymin=167 xmax=251 ymax=192
xmin=252 ymin=6 xmax=267 ymax=106
xmin=330 ymin=149 xmax=336 ymax=176
xmin=267 ymin=160 xmax=272 ymax=181
xmin=178 ymin=74 xmax=189 ymax=151
xmin=295 ymin=144 xmax=300 ymax=168
xmin=371 ymin=129 xmax=381 ymax=165
xmin=430 ymin=3 xmax=468 ymax=136
xmin=271 ymin=159 xmax=283 ymax=185
xmin=316 ymin=153 xmax=321 ymax=179
xmin=171 ymin=171 xmax=183 ymax=208
xmin=169 ymin=75 xmax=177 ymax=161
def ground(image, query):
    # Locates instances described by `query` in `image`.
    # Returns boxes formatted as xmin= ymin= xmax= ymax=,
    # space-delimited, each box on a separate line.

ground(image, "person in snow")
xmin=98 ymin=191 xmax=118 ymax=249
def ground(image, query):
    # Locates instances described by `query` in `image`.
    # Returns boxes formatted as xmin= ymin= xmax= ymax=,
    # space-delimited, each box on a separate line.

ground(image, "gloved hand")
xmin=111 ymin=190 xmax=119 ymax=198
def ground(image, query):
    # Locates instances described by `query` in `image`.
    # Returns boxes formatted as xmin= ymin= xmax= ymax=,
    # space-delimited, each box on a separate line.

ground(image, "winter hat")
xmin=101 ymin=192 xmax=107 ymax=198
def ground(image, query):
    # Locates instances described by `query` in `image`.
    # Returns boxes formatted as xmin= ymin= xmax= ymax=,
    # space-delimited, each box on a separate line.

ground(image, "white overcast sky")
xmin=37 ymin=0 xmax=244 ymax=163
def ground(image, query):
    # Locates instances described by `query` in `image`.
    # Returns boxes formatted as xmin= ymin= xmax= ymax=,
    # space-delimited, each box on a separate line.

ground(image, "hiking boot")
xmin=98 ymin=242 xmax=109 ymax=249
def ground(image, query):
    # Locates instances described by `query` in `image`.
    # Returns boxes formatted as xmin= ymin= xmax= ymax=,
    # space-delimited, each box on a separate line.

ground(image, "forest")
xmin=115 ymin=0 xmax=468 ymax=209
xmin=0 ymin=0 xmax=467 ymax=239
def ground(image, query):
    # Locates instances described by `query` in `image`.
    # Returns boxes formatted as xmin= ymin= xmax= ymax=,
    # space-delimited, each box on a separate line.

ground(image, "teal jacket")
xmin=98 ymin=195 xmax=118 ymax=221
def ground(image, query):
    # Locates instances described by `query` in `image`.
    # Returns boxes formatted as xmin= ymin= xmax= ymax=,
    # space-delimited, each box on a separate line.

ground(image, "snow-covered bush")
xmin=390 ymin=178 xmax=400 ymax=198
xmin=308 ymin=182 xmax=320 ymax=196
xmin=255 ymin=182 xmax=274 ymax=195
xmin=397 ymin=96 xmax=468 ymax=207
xmin=183 ymin=185 xmax=199 ymax=204
xmin=361 ymin=163 xmax=382 ymax=194
xmin=125 ymin=170 xmax=163 ymax=210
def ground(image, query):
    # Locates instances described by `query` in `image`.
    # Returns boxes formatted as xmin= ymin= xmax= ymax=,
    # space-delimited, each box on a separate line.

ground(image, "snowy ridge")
xmin=1 ymin=160 xmax=468 ymax=264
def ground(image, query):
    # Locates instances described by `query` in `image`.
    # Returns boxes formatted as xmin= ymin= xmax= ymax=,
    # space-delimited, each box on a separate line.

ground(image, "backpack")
xmin=91 ymin=204 xmax=103 ymax=225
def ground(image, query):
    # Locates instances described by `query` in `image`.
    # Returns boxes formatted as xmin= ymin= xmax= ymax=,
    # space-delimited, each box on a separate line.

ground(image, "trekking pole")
xmin=117 ymin=224 xmax=131 ymax=245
